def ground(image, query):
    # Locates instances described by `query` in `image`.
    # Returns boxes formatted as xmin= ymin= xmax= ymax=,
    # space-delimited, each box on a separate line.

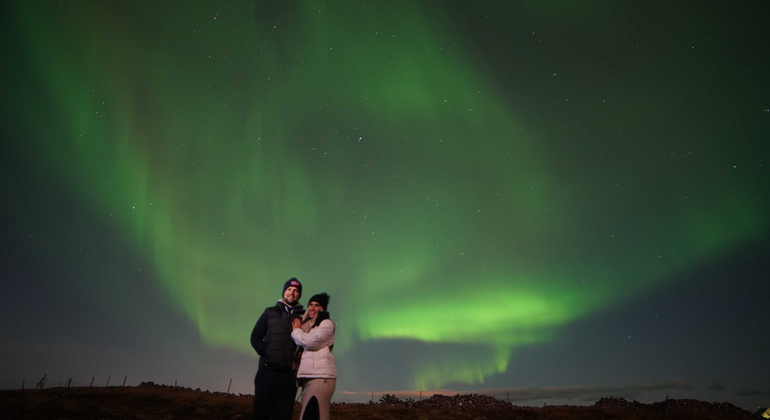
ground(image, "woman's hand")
xmin=292 ymin=318 xmax=301 ymax=329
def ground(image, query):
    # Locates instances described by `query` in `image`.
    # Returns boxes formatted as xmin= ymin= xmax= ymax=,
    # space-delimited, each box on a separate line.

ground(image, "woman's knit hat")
xmin=308 ymin=293 xmax=330 ymax=310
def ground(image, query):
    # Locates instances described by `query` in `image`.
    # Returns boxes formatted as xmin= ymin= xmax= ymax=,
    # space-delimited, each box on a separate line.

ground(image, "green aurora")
xmin=6 ymin=1 xmax=768 ymax=390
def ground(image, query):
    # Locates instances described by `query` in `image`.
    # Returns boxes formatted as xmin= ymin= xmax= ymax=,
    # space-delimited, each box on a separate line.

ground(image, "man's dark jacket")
xmin=251 ymin=301 xmax=305 ymax=370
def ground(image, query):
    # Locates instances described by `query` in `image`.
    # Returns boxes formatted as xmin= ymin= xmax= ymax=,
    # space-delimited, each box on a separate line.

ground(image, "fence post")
xmin=35 ymin=374 xmax=47 ymax=390
xmin=90 ymin=377 xmax=95 ymax=388
xmin=123 ymin=376 xmax=127 ymax=387
xmin=106 ymin=376 xmax=110 ymax=387
xmin=227 ymin=378 xmax=232 ymax=394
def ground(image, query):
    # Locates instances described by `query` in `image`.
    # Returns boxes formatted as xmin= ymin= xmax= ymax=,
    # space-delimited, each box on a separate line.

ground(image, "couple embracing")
xmin=250 ymin=278 xmax=336 ymax=420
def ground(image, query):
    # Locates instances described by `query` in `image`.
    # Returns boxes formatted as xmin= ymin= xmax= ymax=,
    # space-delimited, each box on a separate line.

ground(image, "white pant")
xmin=299 ymin=378 xmax=336 ymax=420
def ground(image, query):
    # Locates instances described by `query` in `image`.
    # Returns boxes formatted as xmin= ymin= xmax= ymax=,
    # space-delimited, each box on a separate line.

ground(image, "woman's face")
xmin=307 ymin=301 xmax=323 ymax=319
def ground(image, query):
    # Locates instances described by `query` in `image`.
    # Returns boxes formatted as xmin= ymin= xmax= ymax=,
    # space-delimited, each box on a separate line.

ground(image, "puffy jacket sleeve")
xmin=250 ymin=309 xmax=269 ymax=355
xmin=291 ymin=319 xmax=335 ymax=351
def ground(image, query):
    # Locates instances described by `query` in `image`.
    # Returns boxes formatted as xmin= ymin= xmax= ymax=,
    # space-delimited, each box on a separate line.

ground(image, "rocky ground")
xmin=0 ymin=382 xmax=758 ymax=419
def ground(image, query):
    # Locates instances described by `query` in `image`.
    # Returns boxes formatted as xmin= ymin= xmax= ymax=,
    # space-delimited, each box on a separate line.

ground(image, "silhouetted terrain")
xmin=0 ymin=382 xmax=756 ymax=419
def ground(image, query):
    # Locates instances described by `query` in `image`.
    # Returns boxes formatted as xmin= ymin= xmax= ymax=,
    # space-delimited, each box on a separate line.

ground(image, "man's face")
xmin=283 ymin=286 xmax=300 ymax=306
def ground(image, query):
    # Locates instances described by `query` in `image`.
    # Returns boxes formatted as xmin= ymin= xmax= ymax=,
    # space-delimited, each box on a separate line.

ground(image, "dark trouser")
xmin=252 ymin=366 xmax=297 ymax=420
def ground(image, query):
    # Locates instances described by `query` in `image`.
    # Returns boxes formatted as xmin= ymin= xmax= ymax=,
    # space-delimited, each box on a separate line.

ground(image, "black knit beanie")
xmin=308 ymin=293 xmax=330 ymax=310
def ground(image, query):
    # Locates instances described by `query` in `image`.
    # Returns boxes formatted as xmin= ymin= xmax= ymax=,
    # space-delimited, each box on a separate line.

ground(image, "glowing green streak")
xmin=412 ymin=344 xmax=513 ymax=389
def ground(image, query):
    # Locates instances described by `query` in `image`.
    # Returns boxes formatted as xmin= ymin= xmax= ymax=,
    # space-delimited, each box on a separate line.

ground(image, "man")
xmin=251 ymin=277 xmax=305 ymax=420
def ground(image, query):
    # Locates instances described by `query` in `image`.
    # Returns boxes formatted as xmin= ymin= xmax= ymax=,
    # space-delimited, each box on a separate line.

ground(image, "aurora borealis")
xmin=2 ymin=0 xmax=769 ymax=410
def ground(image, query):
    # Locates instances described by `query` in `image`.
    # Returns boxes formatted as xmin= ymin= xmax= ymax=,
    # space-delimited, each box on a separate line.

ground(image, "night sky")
xmin=2 ymin=0 xmax=769 ymax=410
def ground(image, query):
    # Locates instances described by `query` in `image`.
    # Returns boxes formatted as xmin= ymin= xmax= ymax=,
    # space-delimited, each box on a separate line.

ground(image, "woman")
xmin=291 ymin=293 xmax=336 ymax=420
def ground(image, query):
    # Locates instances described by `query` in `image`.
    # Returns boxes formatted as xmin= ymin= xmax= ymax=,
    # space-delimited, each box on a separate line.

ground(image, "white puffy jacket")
xmin=291 ymin=318 xmax=336 ymax=379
